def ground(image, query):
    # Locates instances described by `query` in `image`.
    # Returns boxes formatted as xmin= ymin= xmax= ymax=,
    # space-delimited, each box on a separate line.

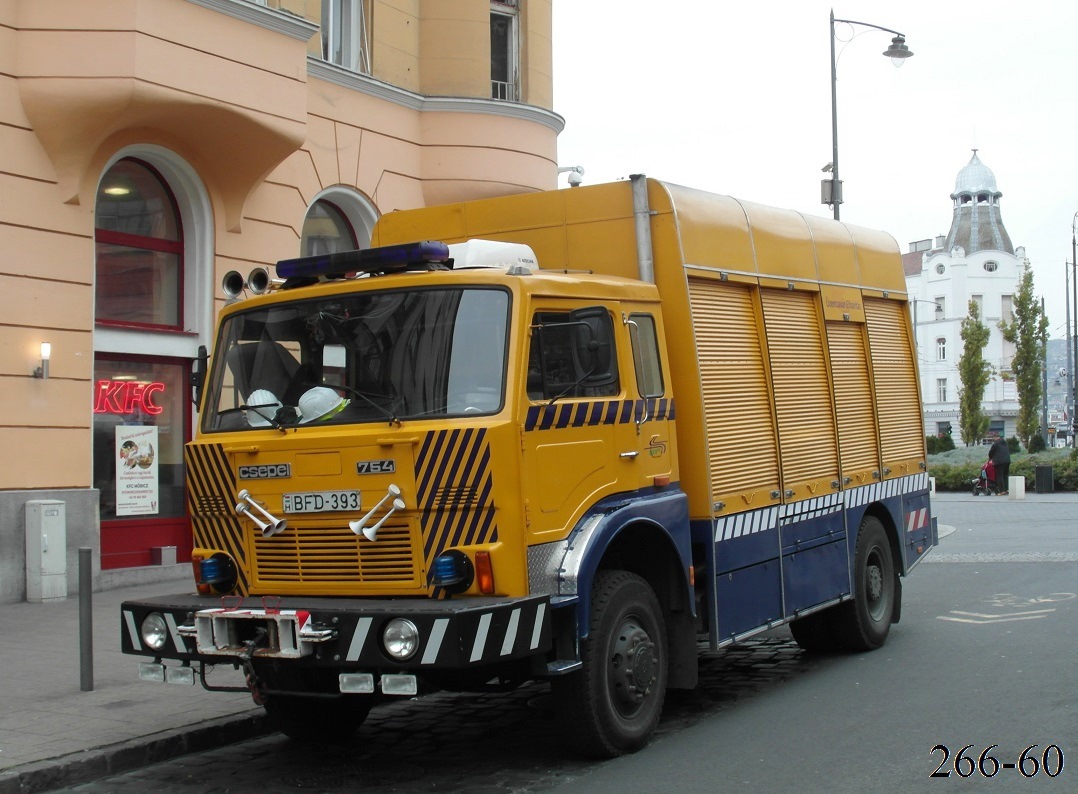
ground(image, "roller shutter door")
xmin=826 ymin=321 xmax=881 ymax=483
xmin=865 ymin=298 xmax=924 ymax=470
xmin=760 ymin=289 xmax=839 ymax=495
xmin=688 ymin=278 xmax=779 ymax=509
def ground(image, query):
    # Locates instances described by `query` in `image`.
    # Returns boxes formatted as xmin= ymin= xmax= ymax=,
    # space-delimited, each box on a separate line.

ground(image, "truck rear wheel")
xmin=789 ymin=516 xmax=897 ymax=653
xmin=264 ymin=694 xmax=372 ymax=742
xmin=553 ymin=570 xmax=668 ymax=758
xmin=836 ymin=516 xmax=895 ymax=651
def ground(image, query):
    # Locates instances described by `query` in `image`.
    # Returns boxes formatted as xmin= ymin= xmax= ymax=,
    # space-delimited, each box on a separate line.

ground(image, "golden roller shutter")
xmin=864 ymin=298 xmax=925 ymax=475
xmin=826 ymin=321 xmax=881 ymax=485
xmin=688 ymin=278 xmax=779 ymax=511
xmin=760 ymin=289 xmax=839 ymax=500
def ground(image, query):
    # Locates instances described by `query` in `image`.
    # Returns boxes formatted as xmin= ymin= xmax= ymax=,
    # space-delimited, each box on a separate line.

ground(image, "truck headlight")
xmin=141 ymin=612 xmax=169 ymax=651
xmin=383 ymin=618 xmax=419 ymax=660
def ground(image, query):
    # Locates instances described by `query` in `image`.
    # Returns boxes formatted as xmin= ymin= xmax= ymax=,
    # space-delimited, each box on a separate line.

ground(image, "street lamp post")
xmin=825 ymin=10 xmax=913 ymax=220
xmin=1072 ymin=212 xmax=1078 ymax=441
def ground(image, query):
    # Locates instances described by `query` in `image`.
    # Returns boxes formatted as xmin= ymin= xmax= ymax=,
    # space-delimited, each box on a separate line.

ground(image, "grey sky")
xmin=552 ymin=0 xmax=1078 ymax=337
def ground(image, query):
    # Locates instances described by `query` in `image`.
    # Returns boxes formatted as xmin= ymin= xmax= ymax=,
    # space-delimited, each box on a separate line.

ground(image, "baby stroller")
xmin=971 ymin=459 xmax=996 ymax=496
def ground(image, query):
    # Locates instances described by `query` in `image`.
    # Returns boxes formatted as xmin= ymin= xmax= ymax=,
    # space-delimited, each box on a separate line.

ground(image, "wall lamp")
xmin=33 ymin=342 xmax=51 ymax=379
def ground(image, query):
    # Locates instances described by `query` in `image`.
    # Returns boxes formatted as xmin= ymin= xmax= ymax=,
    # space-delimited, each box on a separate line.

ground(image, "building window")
xmin=936 ymin=421 xmax=952 ymax=437
xmin=936 ymin=337 xmax=947 ymax=361
xmin=972 ymin=294 xmax=983 ymax=315
xmin=937 ymin=378 xmax=947 ymax=402
xmin=934 ymin=298 xmax=945 ymax=321
xmin=301 ymin=200 xmax=358 ymax=256
xmin=984 ymin=260 xmax=998 ymax=272
xmin=95 ymin=158 xmax=183 ymax=330
xmin=322 ymin=0 xmax=370 ymax=74
xmin=491 ymin=1 xmax=519 ymax=100
xmin=935 ymin=263 xmax=945 ymax=274
xmin=1001 ymin=295 xmax=1014 ymax=324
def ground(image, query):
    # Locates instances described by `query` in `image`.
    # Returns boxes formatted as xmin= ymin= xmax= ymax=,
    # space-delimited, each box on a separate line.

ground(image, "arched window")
xmin=95 ymin=159 xmax=183 ymax=329
xmin=936 ymin=337 xmax=947 ymax=361
xmin=301 ymin=199 xmax=358 ymax=256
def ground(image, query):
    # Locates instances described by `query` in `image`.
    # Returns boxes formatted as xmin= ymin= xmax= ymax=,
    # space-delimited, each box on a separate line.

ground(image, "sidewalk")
xmin=0 ymin=581 xmax=271 ymax=794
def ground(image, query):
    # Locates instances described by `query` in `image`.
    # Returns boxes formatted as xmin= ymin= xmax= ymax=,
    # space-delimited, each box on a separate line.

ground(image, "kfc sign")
xmin=94 ymin=380 xmax=165 ymax=415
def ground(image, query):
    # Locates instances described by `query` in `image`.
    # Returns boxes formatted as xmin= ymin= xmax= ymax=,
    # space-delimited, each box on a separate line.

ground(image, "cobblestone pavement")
xmin=56 ymin=636 xmax=819 ymax=793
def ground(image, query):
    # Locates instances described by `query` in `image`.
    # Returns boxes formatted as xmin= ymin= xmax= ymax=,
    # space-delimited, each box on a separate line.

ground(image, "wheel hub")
xmin=866 ymin=563 xmax=883 ymax=603
xmin=610 ymin=620 xmax=656 ymax=710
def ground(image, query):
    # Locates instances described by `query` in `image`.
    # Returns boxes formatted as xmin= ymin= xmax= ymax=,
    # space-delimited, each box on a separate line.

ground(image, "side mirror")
xmin=571 ymin=307 xmax=617 ymax=386
xmin=191 ymin=345 xmax=208 ymax=409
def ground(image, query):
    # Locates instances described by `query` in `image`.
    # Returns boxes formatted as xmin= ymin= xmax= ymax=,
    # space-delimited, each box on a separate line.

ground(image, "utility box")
xmin=1035 ymin=465 xmax=1054 ymax=493
xmin=26 ymin=500 xmax=67 ymax=602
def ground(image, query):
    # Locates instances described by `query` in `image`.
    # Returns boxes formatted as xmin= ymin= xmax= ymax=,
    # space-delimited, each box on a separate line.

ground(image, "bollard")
xmin=79 ymin=547 xmax=93 ymax=692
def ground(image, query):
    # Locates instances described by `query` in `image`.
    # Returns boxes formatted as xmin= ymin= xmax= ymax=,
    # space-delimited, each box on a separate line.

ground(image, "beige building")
xmin=0 ymin=0 xmax=561 ymax=603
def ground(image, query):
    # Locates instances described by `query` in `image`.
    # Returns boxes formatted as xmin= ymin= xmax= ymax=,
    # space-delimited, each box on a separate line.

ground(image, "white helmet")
xmin=246 ymin=389 xmax=282 ymax=427
xmin=298 ymin=386 xmax=348 ymax=423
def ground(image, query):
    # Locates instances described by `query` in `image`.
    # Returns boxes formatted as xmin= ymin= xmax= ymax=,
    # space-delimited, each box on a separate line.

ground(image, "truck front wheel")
xmin=553 ymin=570 xmax=668 ymax=758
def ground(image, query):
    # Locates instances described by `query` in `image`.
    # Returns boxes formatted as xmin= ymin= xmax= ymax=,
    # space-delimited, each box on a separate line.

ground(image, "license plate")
xmin=282 ymin=490 xmax=361 ymax=513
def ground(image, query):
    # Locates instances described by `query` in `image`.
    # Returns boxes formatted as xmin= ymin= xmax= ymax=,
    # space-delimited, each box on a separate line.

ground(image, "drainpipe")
xmin=630 ymin=174 xmax=655 ymax=284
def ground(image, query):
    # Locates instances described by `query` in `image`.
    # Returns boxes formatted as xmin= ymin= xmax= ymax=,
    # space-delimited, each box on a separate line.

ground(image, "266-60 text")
xmin=930 ymin=744 xmax=1064 ymax=778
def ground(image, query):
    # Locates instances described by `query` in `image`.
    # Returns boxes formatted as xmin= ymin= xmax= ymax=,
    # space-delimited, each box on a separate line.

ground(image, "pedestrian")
xmin=988 ymin=437 xmax=1011 ymax=495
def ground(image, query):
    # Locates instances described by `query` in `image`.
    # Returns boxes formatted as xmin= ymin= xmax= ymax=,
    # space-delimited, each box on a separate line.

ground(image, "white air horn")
xmin=236 ymin=489 xmax=287 ymax=537
xmin=349 ymin=485 xmax=405 ymax=541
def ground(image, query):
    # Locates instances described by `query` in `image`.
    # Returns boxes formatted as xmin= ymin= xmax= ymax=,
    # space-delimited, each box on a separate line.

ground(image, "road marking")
xmin=937 ymin=608 xmax=1055 ymax=624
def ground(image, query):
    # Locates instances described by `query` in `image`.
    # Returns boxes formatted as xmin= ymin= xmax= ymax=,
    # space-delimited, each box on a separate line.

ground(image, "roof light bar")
xmin=276 ymin=241 xmax=450 ymax=282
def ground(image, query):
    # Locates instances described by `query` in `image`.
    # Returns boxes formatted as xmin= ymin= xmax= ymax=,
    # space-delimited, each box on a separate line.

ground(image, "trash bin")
xmin=1034 ymin=465 xmax=1054 ymax=493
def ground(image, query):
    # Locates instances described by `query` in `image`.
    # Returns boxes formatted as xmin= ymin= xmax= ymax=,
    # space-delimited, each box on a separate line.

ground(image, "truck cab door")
xmin=618 ymin=308 xmax=676 ymax=493
xmin=520 ymin=303 xmax=675 ymax=545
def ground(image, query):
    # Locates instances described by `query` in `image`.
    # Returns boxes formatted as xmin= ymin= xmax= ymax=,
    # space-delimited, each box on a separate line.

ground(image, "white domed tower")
xmin=944 ymin=150 xmax=1014 ymax=256
xmin=904 ymin=151 xmax=1026 ymax=446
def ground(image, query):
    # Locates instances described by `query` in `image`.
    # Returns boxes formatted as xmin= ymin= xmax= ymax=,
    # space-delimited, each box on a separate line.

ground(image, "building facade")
xmin=0 ymin=0 xmax=560 ymax=603
xmin=904 ymin=152 xmax=1023 ymax=446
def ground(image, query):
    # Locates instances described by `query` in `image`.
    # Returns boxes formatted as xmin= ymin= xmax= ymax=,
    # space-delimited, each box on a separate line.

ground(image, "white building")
xmin=904 ymin=151 xmax=1023 ymax=445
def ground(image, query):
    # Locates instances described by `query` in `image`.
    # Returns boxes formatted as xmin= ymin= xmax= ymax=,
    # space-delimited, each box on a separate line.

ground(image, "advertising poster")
xmin=115 ymin=425 xmax=159 ymax=516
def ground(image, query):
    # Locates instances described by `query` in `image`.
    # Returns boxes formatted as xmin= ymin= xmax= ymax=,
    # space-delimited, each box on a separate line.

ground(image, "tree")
xmin=958 ymin=299 xmax=992 ymax=445
xmin=998 ymin=261 xmax=1049 ymax=448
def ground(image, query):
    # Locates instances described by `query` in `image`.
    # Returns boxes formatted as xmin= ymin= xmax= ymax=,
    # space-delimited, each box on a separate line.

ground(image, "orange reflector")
xmin=916 ymin=546 xmax=924 ymax=554
xmin=475 ymin=551 xmax=495 ymax=594
xmin=653 ymin=474 xmax=671 ymax=488
xmin=191 ymin=554 xmax=211 ymax=595
xmin=688 ymin=564 xmax=695 ymax=587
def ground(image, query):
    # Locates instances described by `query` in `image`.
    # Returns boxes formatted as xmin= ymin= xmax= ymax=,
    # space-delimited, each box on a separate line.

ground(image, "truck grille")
xmin=251 ymin=521 xmax=422 ymax=589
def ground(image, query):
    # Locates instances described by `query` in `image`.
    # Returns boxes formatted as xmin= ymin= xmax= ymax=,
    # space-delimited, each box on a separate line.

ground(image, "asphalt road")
xmin=58 ymin=493 xmax=1076 ymax=793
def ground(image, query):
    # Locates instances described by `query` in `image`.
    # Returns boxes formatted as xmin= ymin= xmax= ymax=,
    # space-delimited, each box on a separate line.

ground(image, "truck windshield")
xmin=203 ymin=287 xmax=510 ymax=431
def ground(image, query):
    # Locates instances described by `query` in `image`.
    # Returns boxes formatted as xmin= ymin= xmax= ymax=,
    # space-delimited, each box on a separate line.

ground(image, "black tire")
xmin=264 ymin=694 xmax=372 ymax=742
xmin=552 ymin=570 xmax=668 ymax=758
xmin=835 ymin=516 xmax=896 ymax=651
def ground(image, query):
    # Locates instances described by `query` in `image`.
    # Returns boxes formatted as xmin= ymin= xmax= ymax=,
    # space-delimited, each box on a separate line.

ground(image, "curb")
xmin=0 ymin=713 xmax=273 ymax=794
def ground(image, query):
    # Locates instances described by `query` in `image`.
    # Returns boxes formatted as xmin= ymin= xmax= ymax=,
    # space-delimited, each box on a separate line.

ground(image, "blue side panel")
xmin=715 ymin=558 xmax=783 ymax=641
xmin=782 ymin=539 xmax=850 ymax=615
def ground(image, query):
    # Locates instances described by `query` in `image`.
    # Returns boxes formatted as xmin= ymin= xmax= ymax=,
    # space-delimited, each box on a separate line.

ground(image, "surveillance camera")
xmin=568 ymin=170 xmax=583 ymax=187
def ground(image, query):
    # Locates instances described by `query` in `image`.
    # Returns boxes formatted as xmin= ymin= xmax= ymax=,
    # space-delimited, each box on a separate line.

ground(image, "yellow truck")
xmin=121 ymin=176 xmax=936 ymax=757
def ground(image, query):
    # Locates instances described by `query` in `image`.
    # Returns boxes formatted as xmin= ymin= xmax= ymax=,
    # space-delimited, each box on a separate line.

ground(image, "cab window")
xmin=628 ymin=313 xmax=664 ymax=398
xmin=527 ymin=307 xmax=619 ymax=400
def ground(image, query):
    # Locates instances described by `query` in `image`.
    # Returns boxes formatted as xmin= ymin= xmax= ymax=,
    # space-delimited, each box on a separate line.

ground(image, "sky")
xmin=551 ymin=0 xmax=1078 ymax=339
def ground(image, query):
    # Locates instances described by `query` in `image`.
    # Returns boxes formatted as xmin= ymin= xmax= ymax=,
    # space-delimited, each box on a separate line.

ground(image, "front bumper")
xmin=121 ymin=593 xmax=551 ymax=671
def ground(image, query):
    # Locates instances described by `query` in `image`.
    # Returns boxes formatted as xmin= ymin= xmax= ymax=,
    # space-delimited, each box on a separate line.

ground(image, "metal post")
xmin=830 ymin=10 xmax=840 ymax=220
xmin=1042 ymin=296 xmax=1049 ymax=445
xmin=1073 ymin=213 xmax=1078 ymax=442
xmin=1067 ymin=261 xmax=1073 ymax=446
xmin=79 ymin=547 xmax=93 ymax=692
